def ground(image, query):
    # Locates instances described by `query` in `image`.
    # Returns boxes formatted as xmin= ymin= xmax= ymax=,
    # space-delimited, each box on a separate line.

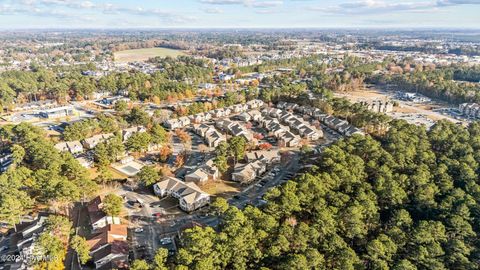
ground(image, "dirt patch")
xmin=334 ymin=89 xmax=390 ymax=102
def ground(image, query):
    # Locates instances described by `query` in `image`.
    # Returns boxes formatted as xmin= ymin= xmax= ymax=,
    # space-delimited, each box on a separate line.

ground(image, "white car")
xmin=161 ymin=237 xmax=172 ymax=244
xmin=134 ymin=228 xmax=144 ymax=233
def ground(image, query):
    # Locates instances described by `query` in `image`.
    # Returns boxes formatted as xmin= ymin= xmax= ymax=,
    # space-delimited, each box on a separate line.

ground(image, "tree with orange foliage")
xmin=158 ymin=145 xmax=173 ymax=162
xmin=259 ymin=142 xmax=272 ymax=150
xmin=151 ymin=96 xmax=161 ymax=104
xmin=176 ymin=129 xmax=191 ymax=145
xmin=166 ymin=95 xmax=176 ymax=104
xmin=174 ymin=154 xmax=185 ymax=168
xmin=176 ymin=106 xmax=189 ymax=116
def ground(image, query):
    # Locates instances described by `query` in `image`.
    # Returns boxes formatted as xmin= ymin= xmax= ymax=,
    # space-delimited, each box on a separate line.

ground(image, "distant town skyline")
xmin=0 ymin=0 xmax=479 ymax=29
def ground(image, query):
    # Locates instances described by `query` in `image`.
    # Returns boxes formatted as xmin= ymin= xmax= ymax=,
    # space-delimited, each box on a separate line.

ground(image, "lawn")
xmin=113 ymin=47 xmax=186 ymax=63
xmin=200 ymin=180 xmax=241 ymax=198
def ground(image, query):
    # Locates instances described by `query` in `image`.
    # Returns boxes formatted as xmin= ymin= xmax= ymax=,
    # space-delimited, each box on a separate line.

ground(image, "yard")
xmin=200 ymin=180 xmax=242 ymax=198
xmin=113 ymin=47 xmax=186 ymax=62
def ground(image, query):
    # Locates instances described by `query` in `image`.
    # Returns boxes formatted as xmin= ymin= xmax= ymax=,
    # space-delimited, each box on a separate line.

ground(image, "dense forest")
xmin=370 ymin=68 xmax=480 ymax=104
xmin=0 ymin=123 xmax=97 ymax=229
xmin=149 ymin=119 xmax=480 ymax=270
xmin=366 ymin=43 xmax=480 ymax=57
xmin=453 ymin=66 xmax=480 ymax=83
xmin=0 ymin=56 xmax=212 ymax=110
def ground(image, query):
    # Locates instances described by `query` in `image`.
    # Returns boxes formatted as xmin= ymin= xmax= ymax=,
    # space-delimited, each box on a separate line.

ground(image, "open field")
xmin=200 ymin=180 xmax=241 ymax=197
xmin=334 ymin=88 xmax=388 ymax=102
xmin=114 ymin=47 xmax=186 ymax=62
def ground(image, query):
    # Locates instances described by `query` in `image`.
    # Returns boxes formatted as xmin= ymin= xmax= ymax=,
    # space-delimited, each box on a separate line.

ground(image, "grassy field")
xmin=200 ymin=180 xmax=241 ymax=198
xmin=114 ymin=47 xmax=185 ymax=62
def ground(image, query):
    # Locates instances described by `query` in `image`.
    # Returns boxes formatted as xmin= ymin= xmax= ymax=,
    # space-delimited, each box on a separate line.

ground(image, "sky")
xmin=0 ymin=0 xmax=479 ymax=29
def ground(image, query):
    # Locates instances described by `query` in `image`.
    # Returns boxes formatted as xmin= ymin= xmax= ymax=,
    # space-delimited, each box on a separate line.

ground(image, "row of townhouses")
xmin=276 ymin=102 xmax=364 ymax=136
xmin=232 ymin=150 xmax=280 ymax=184
xmin=459 ymin=103 xmax=480 ymax=119
xmin=87 ymin=196 xmax=128 ymax=270
xmin=184 ymin=158 xmax=220 ymax=184
xmin=258 ymin=114 xmax=301 ymax=147
xmin=163 ymin=99 xmax=264 ymax=129
xmin=262 ymin=108 xmax=324 ymax=141
xmin=153 ymin=177 xmax=211 ymax=212
xmin=358 ymin=99 xmax=394 ymax=113
xmin=1 ymin=196 xmax=128 ymax=270
xmin=215 ymin=119 xmax=254 ymax=141
xmin=11 ymin=100 xmax=58 ymax=112
xmin=54 ymin=126 xmax=148 ymax=168
xmin=55 ymin=126 xmax=147 ymax=155
xmin=1 ymin=215 xmax=49 ymax=269
xmin=193 ymin=124 xmax=226 ymax=147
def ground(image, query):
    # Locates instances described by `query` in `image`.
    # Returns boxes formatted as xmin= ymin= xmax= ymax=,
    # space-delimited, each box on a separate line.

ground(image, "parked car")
xmin=160 ymin=237 xmax=172 ymax=244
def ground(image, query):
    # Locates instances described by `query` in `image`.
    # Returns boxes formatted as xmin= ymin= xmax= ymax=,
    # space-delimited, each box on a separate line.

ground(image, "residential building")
xmin=184 ymin=158 xmax=219 ymax=183
xmin=153 ymin=177 xmax=210 ymax=212
xmin=76 ymin=156 xmax=94 ymax=168
xmin=0 ymin=152 xmax=12 ymax=172
xmin=12 ymin=100 xmax=57 ymax=112
xmin=164 ymin=119 xmax=181 ymax=129
xmin=87 ymin=196 xmax=121 ymax=230
xmin=12 ymin=215 xmax=49 ymax=260
xmin=459 ymin=103 xmax=480 ymax=118
xmin=246 ymin=150 xmax=280 ymax=163
xmin=82 ymin=133 xmax=114 ymax=149
xmin=56 ymin=140 xmax=85 ymax=154
xmin=231 ymin=158 xmax=268 ymax=184
xmin=281 ymin=131 xmax=301 ymax=147
xmin=237 ymin=112 xmax=252 ymax=122
xmin=178 ymin=116 xmax=191 ymax=127
xmin=92 ymin=241 xmax=129 ymax=270
xmin=205 ymin=129 xmax=226 ymax=148
xmin=87 ymin=224 xmax=128 ymax=254
xmin=121 ymin=126 xmax=146 ymax=142
xmin=359 ymin=100 xmax=394 ymax=113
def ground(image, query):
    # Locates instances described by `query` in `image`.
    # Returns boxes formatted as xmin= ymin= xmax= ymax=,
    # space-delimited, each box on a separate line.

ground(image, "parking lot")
xmin=114 ymin=186 xmax=188 ymax=261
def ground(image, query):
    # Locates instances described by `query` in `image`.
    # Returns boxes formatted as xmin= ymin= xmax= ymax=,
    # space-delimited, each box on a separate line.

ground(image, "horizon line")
xmin=0 ymin=27 xmax=480 ymax=32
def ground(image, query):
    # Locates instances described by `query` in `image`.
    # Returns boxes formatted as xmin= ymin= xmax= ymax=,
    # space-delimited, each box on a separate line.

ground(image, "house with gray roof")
xmin=153 ymin=177 xmax=210 ymax=212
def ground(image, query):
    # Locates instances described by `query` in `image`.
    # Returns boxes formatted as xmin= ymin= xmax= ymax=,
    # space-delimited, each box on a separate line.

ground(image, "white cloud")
xmin=203 ymin=7 xmax=224 ymax=13
xmin=200 ymin=0 xmax=284 ymax=8
xmin=312 ymin=0 xmax=480 ymax=15
xmin=199 ymin=0 xmax=245 ymax=4
xmin=251 ymin=1 xmax=283 ymax=8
